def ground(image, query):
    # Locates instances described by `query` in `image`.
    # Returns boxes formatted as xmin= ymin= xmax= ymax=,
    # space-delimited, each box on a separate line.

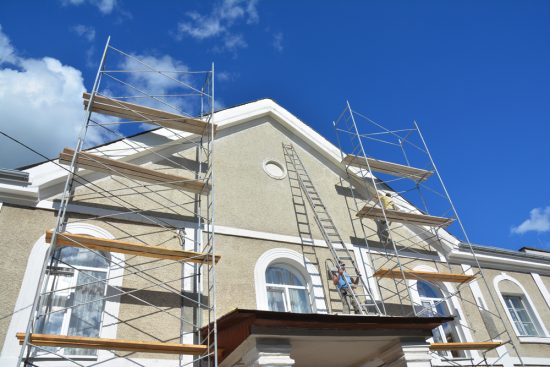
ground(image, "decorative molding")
xmin=242 ymin=338 xmax=295 ymax=367
xmin=493 ymin=273 xmax=550 ymax=338
xmin=262 ymin=159 xmax=287 ymax=180
xmin=254 ymin=248 xmax=327 ymax=313
xmin=531 ymin=273 xmax=550 ymax=310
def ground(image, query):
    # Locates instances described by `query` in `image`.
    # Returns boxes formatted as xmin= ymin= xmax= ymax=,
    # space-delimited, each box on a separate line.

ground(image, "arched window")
xmin=417 ymin=281 xmax=462 ymax=358
xmin=254 ymin=248 xmax=326 ymax=313
xmin=266 ymin=264 xmax=311 ymax=313
xmin=36 ymin=245 xmax=110 ymax=357
xmin=494 ymin=274 xmax=548 ymax=338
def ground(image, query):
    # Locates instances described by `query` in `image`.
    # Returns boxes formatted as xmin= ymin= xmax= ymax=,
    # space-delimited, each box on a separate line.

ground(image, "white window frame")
xmin=494 ymin=273 xmax=549 ymax=340
xmin=266 ymin=263 xmax=311 ymax=313
xmin=0 ymin=223 xmax=124 ymax=367
xmin=254 ymin=248 xmax=327 ymax=313
xmin=502 ymin=294 xmax=544 ymax=337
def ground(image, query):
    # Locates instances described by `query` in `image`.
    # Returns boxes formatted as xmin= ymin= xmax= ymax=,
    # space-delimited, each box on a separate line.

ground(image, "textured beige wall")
xmin=0 ymin=205 xmax=56 ymax=348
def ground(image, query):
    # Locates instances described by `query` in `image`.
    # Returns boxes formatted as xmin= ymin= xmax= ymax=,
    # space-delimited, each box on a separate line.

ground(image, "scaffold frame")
xmin=333 ymin=101 xmax=525 ymax=367
xmin=16 ymin=37 xmax=218 ymax=367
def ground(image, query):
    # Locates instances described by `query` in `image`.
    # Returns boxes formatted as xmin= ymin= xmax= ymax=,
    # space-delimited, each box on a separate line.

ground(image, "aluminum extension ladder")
xmin=282 ymin=143 xmax=381 ymax=315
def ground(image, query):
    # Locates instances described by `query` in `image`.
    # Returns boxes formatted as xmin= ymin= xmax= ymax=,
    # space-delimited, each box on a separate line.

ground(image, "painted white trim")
xmin=461 ymin=265 xmax=489 ymax=309
xmin=254 ymin=248 xmax=327 ymax=313
xmin=531 ymin=273 xmax=550 ymax=310
xmin=493 ymin=273 xmax=550 ymax=338
xmin=0 ymin=224 xmax=124 ymax=367
xmin=451 ymin=249 xmax=550 ymax=276
xmin=353 ymin=247 xmax=381 ymax=301
xmin=518 ymin=336 xmax=550 ymax=344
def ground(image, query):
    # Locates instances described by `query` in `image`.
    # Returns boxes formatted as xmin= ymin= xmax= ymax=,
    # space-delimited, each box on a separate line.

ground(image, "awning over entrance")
xmin=205 ymin=309 xmax=453 ymax=367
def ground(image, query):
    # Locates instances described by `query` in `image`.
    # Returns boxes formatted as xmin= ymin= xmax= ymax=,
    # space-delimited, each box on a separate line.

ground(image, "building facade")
xmin=1 ymin=99 xmax=550 ymax=367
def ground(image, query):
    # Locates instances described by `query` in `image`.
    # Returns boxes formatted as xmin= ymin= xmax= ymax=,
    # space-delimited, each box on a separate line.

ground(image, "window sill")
xmin=518 ymin=336 xmax=550 ymax=344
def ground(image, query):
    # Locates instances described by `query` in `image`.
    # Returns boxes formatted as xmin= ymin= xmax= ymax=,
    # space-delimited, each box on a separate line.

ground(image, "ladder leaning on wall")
xmin=282 ymin=143 xmax=381 ymax=315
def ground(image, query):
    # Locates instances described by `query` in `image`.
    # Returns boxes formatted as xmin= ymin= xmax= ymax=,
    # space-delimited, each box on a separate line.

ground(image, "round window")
xmin=263 ymin=159 xmax=287 ymax=180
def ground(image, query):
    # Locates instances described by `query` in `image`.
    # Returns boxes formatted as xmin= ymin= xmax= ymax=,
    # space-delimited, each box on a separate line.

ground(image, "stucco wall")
xmin=0 ymin=205 xmax=56 ymax=348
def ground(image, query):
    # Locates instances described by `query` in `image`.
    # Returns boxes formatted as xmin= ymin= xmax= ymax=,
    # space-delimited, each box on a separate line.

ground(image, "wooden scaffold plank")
xmin=83 ymin=92 xmax=217 ymax=135
xmin=59 ymin=148 xmax=210 ymax=194
xmin=356 ymin=206 xmax=454 ymax=227
xmin=16 ymin=333 xmax=207 ymax=355
xmin=343 ymin=155 xmax=433 ymax=182
xmin=374 ymin=268 xmax=476 ymax=283
xmin=429 ymin=342 xmax=502 ymax=351
xmin=46 ymin=230 xmax=220 ymax=264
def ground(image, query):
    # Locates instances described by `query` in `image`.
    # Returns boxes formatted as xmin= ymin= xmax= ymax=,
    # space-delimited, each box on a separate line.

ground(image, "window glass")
xmin=54 ymin=246 xmax=109 ymax=268
xmin=266 ymin=265 xmax=305 ymax=286
xmin=503 ymin=295 xmax=543 ymax=336
xmin=265 ymin=264 xmax=311 ymax=313
xmin=417 ymin=281 xmax=442 ymax=299
xmin=417 ymin=280 xmax=461 ymax=358
xmin=38 ymin=244 xmax=109 ymax=357
xmin=267 ymin=287 xmax=286 ymax=312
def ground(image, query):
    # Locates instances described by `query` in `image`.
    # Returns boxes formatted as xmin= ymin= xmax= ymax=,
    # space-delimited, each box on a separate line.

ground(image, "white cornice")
xmin=450 ymin=248 xmax=550 ymax=275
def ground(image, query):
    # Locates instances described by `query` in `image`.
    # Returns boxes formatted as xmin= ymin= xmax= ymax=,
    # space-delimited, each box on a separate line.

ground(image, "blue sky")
xmin=0 ymin=0 xmax=549 ymax=251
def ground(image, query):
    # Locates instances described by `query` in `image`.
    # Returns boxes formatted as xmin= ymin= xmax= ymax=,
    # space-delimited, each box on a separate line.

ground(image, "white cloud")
xmin=113 ymin=53 xmax=222 ymax=118
xmin=0 ymin=26 xmax=104 ymax=169
xmin=61 ymin=0 xmax=117 ymax=14
xmin=72 ymin=24 xmax=96 ymax=42
xmin=272 ymin=32 xmax=283 ymax=52
xmin=176 ymin=0 xmax=259 ymax=52
xmin=511 ymin=206 xmax=550 ymax=234
xmin=217 ymin=71 xmax=238 ymax=82
xmin=0 ymin=25 xmax=16 ymax=64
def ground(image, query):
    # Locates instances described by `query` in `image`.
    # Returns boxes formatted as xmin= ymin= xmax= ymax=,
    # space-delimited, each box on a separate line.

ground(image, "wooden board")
xmin=374 ymin=268 xmax=476 ymax=283
xmin=356 ymin=206 xmax=454 ymax=227
xmin=46 ymin=230 xmax=220 ymax=264
xmin=430 ymin=342 xmax=502 ymax=351
xmin=16 ymin=332 xmax=207 ymax=355
xmin=343 ymin=155 xmax=433 ymax=182
xmin=59 ymin=148 xmax=210 ymax=194
xmin=83 ymin=93 xmax=216 ymax=135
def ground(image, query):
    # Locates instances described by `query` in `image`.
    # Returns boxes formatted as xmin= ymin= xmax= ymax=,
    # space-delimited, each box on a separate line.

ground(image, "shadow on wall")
xmin=116 ymin=287 xmax=209 ymax=309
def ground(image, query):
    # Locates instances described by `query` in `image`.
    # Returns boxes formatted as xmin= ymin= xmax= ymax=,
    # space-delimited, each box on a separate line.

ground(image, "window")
xmin=502 ymin=295 xmax=544 ymax=337
xmin=417 ymin=281 xmax=462 ymax=358
xmin=36 ymin=246 xmax=110 ymax=357
xmin=494 ymin=273 xmax=549 ymax=340
xmin=266 ymin=264 xmax=311 ymax=313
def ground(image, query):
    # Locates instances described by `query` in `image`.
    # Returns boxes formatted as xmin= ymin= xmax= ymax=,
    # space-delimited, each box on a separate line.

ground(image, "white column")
xmin=241 ymin=338 xmax=295 ymax=367
xmin=380 ymin=338 xmax=431 ymax=367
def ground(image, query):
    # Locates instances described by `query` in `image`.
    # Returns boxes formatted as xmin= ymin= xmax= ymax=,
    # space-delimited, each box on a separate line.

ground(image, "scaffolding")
xmin=333 ymin=101 xmax=524 ymax=366
xmin=16 ymin=37 xmax=218 ymax=366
